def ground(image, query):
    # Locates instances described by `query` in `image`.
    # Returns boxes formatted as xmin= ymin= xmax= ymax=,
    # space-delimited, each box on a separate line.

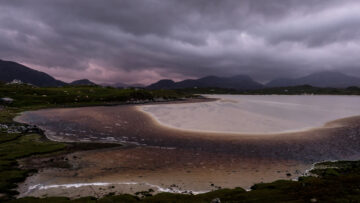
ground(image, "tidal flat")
xmin=14 ymin=95 xmax=360 ymax=198
xmin=141 ymin=95 xmax=360 ymax=134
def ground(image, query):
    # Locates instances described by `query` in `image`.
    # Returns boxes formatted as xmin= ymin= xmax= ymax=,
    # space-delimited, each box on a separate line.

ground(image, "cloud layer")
xmin=1 ymin=0 xmax=360 ymax=84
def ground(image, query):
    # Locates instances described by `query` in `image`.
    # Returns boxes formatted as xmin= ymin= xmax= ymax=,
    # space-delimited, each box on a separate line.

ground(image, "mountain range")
xmin=148 ymin=72 xmax=360 ymax=90
xmin=1 ymin=59 xmax=360 ymax=89
xmin=0 ymin=59 xmax=142 ymax=87
xmin=0 ymin=59 xmax=66 ymax=87
xmin=266 ymin=71 xmax=360 ymax=88
xmin=147 ymin=75 xmax=264 ymax=90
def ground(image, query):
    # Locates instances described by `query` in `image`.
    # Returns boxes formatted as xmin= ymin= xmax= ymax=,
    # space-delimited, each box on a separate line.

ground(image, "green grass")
xmin=0 ymin=132 xmax=22 ymax=143
xmin=0 ymin=84 xmax=192 ymax=108
xmin=178 ymin=85 xmax=360 ymax=95
xmin=0 ymin=133 xmax=66 ymax=198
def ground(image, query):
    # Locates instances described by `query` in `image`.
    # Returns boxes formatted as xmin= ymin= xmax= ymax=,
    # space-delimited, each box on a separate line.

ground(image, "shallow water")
xmin=15 ymin=95 xmax=360 ymax=161
xmin=141 ymin=95 xmax=360 ymax=134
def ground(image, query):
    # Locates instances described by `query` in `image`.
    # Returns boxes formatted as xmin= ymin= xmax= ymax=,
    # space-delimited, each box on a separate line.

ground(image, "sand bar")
xmin=141 ymin=95 xmax=360 ymax=134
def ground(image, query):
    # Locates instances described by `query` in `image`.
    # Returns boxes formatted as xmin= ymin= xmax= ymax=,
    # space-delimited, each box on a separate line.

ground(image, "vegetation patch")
xmin=178 ymin=85 xmax=360 ymax=95
xmin=0 ymin=84 xmax=193 ymax=108
xmin=0 ymin=132 xmax=66 ymax=199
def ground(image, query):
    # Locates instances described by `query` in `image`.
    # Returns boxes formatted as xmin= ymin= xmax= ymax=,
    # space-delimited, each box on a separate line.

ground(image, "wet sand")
xmin=141 ymin=95 xmax=360 ymax=134
xmin=14 ymin=97 xmax=360 ymax=198
xmin=18 ymin=147 xmax=309 ymax=199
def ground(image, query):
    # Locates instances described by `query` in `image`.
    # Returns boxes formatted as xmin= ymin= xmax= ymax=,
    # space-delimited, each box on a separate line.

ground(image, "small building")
xmin=0 ymin=97 xmax=14 ymax=104
xmin=7 ymin=79 xmax=24 ymax=85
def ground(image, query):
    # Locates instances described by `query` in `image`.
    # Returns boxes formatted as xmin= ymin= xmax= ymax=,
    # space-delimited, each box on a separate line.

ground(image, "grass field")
xmin=179 ymin=85 xmax=360 ymax=95
xmin=0 ymin=83 xmax=193 ymax=108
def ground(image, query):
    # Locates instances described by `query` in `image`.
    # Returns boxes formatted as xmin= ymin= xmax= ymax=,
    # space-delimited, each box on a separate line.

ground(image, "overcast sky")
xmin=1 ymin=0 xmax=360 ymax=84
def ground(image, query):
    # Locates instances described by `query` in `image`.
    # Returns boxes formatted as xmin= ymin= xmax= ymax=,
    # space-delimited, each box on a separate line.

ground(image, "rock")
xmin=0 ymin=123 xmax=42 ymax=134
xmin=0 ymin=124 xmax=8 ymax=129
xmin=24 ymin=125 xmax=43 ymax=133
xmin=211 ymin=198 xmax=221 ymax=203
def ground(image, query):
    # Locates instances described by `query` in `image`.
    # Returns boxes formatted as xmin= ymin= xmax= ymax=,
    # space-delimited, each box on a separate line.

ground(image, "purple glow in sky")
xmin=1 ymin=0 xmax=360 ymax=84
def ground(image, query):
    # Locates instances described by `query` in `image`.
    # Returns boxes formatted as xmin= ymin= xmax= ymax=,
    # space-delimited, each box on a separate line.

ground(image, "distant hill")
xmin=70 ymin=79 xmax=97 ymax=86
xmin=101 ymin=82 xmax=145 ymax=88
xmin=147 ymin=79 xmax=176 ymax=89
xmin=267 ymin=71 xmax=360 ymax=88
xmin=2 ymin=59 xmax=360 ymax=89
xmin=129 ymin=83 xmax=145 ymax=88
xmin=0 ymin=59 xmax=66 ymax=87
xmin=148 ymin=75 xmax=264 ymax=90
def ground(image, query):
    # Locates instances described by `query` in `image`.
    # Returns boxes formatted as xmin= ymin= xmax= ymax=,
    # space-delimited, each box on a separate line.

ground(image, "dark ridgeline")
xmin=70 ymin=79 xmax=97 ymax=86
xmin=148 ymin=71 xmax=360 ymax=90
xmin=147 ymin=79 xmax=176 ymax=89
xmin=0 ymin=59 xmax=67 ymax=87
xmin=267 ymin=71 xmax=360 ymax=88
xmin=147 ymin=75 xmax=264 ymax=90
xmin=0 ymin=59 xmax=145 ymax=88
xmin=101 ymin=82 xmax=146 ymax=88
xmin=1 ymin=59 xmax=360 ymax=89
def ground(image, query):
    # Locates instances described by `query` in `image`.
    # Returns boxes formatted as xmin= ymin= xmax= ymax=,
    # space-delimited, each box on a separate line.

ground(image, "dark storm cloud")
xmin=0 ymin=0 xmax=360 ymax=84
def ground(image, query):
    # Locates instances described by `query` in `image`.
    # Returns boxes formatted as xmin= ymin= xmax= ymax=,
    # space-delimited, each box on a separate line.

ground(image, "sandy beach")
xmin=14 ymin=95 xmax=360 ymax=198
xmin=18 ymin=147 xmax=310 ymax=199
xmin=141 ymin=95 xmax=360 ymax=134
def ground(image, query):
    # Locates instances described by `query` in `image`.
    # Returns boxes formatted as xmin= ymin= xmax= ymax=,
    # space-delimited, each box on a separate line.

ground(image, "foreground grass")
xmin=0 ymin=105 xmax=68 ymax=200
xmin=0 ymin=133 xmax=66 ymax=197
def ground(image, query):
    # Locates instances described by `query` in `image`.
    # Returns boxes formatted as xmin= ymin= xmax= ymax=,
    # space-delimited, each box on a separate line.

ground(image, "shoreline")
xmin=13 ymin=97 xmax=215 ymax=142
xmin=18 ymin=148 xmax=312 ymax=199
xmin=13 ymin=96 xmax=360 ymax=199
xmin=15 ymin=94 xmax=357 ymax=139
xmin=23 ymin=181 xmax=210 ymax=197
xmin=138 ymin=95 xmax=360 ymax=136
xmin=22 ymin=158 xmax=339 ymax=197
